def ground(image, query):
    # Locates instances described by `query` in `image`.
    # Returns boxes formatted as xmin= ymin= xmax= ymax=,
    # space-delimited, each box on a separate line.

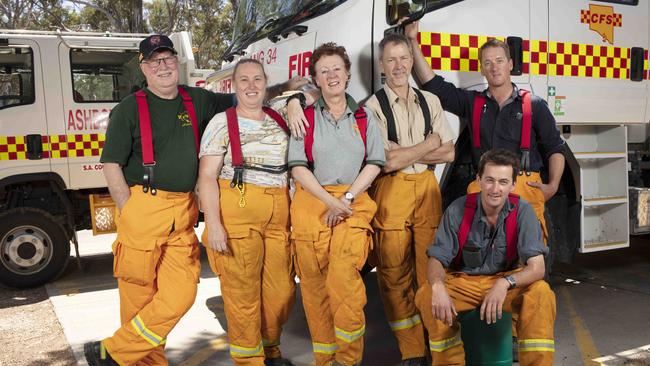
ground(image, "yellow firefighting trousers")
xmin=103 ymin=186 xmax=201 ymax=366
xmin=369 ymin=170 xmax=442 ymax=359
xmin=468 ymin=172 xmax=548 ymax=243
xmin=202 ymin=180 xmax=295 ymax=366
xmin=291 ymin=184 xmax=377 ymax=366
xmin=414 ymin=271 xmax=556 ymax=366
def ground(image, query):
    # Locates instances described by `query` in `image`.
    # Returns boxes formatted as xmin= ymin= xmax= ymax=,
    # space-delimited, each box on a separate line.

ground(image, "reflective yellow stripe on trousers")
xmin=518 ymin=338 xmax=555 ymax=353
xmin=130 ymin=314 xmax=166 ymax=347
xmin=334 ymin=325 xmax=366 ymax=343
xmin=230 ymin=341 xmax=264 ymax=357
xmin=389 ymin=314 xmax=422 ymax=331
xmin=429 ymin=332 xmax=462 ymax=352
xmin=313 ymin=342 xmax=338 ymax=355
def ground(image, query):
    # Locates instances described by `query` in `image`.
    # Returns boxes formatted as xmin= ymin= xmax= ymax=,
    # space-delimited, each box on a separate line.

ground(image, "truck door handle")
xmin=630 ymin=47 xmax=644 ymax=82
xmin=26 ymin=134 xmax=43 ymax=160
xmin=507 ymin=36 xmax=523 ymax=76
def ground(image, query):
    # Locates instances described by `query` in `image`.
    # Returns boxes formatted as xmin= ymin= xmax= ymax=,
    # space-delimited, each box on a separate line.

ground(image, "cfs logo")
xmin=580 ymin=4 xmax=622 ymax=44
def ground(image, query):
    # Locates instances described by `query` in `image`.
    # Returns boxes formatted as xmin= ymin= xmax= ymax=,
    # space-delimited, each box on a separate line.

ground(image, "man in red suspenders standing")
xmin=83 ymin=35 xmax=305 ymax=366
xmin=406 ymin=21 xmax=566 ymax=244
xmin=365 ymin=33 xmax=455 ymax=366
xmin=80 ymin=34 xmax=229 ymax=366
xmin=414 ymin=149 xmax=556 ymax=365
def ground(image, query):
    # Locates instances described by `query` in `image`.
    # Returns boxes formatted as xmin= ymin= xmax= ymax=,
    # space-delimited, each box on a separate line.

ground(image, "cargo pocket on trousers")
xmin=292 ymin=230 xmax=329 ymax=278
xmin=370 ymin=219 xmax=403 ymax=268
xmin=346 ymin=218 xmax=373 ymax=271
xmin=222 ymin=228 xmax=252 ymax=277
xmin=112 ymin=239 xmax=160 ymax=286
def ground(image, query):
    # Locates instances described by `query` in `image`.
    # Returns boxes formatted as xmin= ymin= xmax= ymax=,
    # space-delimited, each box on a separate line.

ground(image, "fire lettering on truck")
xmin=219 ymin=78 xmax=232 ymax=93
xmin=580 ymin=4 xmax=622 ymax=44
xmin=288 ymin=51 xmax=312 ymax=79
xmin=67 ymin=109 xmax=111 ymax=131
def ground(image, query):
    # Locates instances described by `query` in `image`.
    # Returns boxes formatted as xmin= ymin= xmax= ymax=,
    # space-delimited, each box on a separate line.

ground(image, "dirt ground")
xmin=0 ymin=285 xmax=76 ymax=366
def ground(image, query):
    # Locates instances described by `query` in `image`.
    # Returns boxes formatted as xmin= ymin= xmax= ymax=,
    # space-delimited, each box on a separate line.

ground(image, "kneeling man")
xmin=415 ymin=148 xmax=556 ymax=366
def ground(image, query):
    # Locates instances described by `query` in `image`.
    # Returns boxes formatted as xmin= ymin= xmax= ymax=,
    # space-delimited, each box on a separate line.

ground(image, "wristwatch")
xmin=286 ymin=92 xmax=307 ymax=109
xmin=504 ymin=275 xmax=516 ymax=290
xmin=344 ymin=191 xmax=355 ymax=202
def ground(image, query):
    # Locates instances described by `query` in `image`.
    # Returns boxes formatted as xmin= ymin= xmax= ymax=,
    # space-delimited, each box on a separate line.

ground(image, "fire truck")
xmin=208 ymin=0 xmax=650 ymax=267
xmin=0 ymin=30 xmax=211 ymax=287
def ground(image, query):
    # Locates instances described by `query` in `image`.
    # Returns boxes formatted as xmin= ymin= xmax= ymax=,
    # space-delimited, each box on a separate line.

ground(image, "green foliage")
xmin=1 ymin=0 xmax=236 ymax=69
xmin=0 ymin=0 xmax=81 ymax=30
xmin=68 ymin=0 xmax=144 ymax=32
xmin=145 ymin=0 xmax=235 ymax=68
xmin=186 ymin=0 xmax=235 ymax=69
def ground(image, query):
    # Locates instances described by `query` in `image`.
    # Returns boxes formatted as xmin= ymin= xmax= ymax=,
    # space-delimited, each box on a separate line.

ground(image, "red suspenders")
xmin=472 ymin=89 xmax=533 ymax=172
xmin=454 ymin=192 xmax=520 ymax=269
xmin=303 ymin=105 xmax=368 ymax=164
xmin=134 ymin=86 xmax=199 ymax=195
xmin=225 ymin=106 xmax=289 ymax=188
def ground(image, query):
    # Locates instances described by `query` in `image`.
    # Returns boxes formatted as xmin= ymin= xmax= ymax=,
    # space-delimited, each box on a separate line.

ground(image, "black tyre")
xmin=0 ymin=208 xmax=71 ymax=288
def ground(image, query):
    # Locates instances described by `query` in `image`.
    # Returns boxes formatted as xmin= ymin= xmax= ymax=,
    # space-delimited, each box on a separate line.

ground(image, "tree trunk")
xmin=130 ymin=0 xmax=143 ymax=32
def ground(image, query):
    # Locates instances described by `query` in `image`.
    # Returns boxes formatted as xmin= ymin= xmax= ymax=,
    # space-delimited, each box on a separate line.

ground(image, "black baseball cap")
xmin=139 ymin=34 xmax=177 ymax=61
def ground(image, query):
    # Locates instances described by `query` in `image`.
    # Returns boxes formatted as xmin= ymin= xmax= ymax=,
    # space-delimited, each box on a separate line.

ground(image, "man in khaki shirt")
xmin=365 ymin=33 xmax=455 ymax=366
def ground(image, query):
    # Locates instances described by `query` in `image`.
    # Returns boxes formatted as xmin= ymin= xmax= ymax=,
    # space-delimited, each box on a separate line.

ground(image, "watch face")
xmin=345 ymin=192 xmax=354 ymax=200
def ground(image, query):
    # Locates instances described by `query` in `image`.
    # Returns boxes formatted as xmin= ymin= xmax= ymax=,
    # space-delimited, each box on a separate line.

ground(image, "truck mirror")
xmin=507 ymin=36 xmax=523 ymax=76
xmin=387 ymin=0 xmax=427 ymax=26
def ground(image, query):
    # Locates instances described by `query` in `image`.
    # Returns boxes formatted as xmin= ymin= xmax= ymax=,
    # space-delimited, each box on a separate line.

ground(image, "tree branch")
xmin=68 ymin=0 xmax=120 ymax=31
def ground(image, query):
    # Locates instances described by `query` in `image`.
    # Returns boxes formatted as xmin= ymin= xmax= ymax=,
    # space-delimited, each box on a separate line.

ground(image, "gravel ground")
xmin=0 ymin=285 xmax=76 ymax=366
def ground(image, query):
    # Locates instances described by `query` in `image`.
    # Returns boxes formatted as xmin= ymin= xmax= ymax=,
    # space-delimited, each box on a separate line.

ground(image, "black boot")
xmin=265 ymin=357 xmax=295 ymax=366
xmin=84 ymin=341 xmax=119 ymax=366
xmin=401 ymin=356 xmax=428 ymax=366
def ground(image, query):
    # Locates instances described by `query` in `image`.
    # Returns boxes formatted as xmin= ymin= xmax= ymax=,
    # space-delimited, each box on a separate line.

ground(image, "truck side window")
xmin=0 ymin=46 xmax=35 ymax=109
xmin=70 ymin=49 xmax=143 ymax=103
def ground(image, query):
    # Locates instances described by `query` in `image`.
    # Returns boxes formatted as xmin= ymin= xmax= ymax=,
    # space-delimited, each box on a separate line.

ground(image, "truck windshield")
xmin=230 ymin=0 xmax=346 ymax=54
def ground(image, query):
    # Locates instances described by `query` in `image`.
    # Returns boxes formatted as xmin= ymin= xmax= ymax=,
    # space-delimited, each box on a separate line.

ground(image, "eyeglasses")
xmin=141 ymin=56 xmax=178 ymax=68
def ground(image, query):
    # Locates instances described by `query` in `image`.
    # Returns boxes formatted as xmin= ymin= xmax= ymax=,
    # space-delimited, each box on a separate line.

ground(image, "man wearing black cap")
xmin=84 ymin=34 xmax=301 ymax=366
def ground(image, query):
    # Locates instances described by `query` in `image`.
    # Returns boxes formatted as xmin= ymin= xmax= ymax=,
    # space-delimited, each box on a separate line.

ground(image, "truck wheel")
xmin=0 ymin=208 xmax=70 ymax=288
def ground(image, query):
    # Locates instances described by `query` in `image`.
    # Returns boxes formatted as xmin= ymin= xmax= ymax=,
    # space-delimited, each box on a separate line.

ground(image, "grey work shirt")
xmin=427 ymin=194 xmax=547 ymax=275
xmin=288 ymin=94 xmax=386 ymax=185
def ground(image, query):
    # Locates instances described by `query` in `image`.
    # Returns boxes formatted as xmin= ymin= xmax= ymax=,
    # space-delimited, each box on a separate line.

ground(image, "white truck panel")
xmin=547 ymin=0 xmax=648 ymax=124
